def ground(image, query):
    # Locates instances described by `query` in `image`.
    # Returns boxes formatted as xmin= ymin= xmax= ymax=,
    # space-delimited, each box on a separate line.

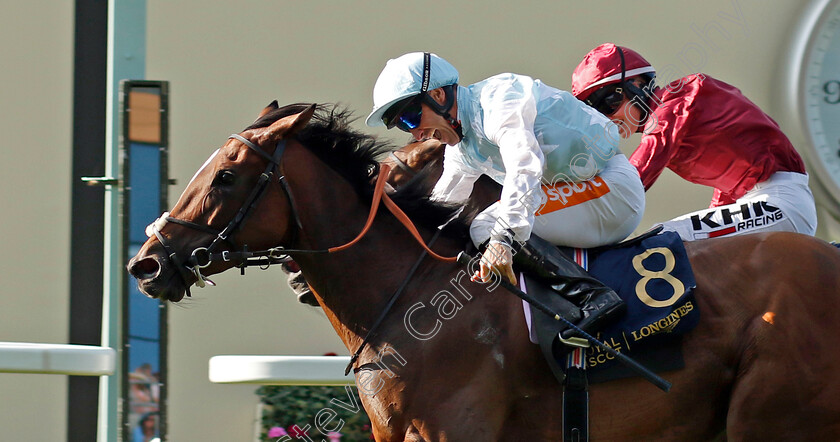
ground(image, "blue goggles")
xmin=382 ymin=96 xmax=423 ymax=132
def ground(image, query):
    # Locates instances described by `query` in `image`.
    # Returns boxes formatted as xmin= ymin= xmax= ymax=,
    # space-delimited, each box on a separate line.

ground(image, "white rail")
xmin=0 ymin=341 xmax=116 ymax=376
xmin=209 ymin=355 xmax=355 ymax=386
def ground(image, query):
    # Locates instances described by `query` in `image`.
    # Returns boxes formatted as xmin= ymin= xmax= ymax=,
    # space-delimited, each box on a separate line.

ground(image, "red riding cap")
xmin=572 ymin=43 xmax=656 ymax=102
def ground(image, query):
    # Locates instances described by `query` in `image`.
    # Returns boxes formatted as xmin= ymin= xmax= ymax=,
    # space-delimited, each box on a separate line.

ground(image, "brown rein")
xmin=328 ymin=163 xmax=457 ymax=263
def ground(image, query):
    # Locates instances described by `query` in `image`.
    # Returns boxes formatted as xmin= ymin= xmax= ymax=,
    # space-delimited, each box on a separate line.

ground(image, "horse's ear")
xmin=257 ymin=100 xmax=280 ymax=120
xmin=254 ymin=104 xmax=316 ymax=146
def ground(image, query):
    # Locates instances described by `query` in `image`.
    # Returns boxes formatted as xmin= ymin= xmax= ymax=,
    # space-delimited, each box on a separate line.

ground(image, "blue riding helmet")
xmin=366 ymin=52 xmax=459 ymax=128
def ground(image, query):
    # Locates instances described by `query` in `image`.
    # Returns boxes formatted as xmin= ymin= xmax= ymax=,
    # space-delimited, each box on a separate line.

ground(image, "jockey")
xmin=366 ymin=52 xmax=646 ymax=337
xmin=572 ymin=43 xmax=818 ymax=240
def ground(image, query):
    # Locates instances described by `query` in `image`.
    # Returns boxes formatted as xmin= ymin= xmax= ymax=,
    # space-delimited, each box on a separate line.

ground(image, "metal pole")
xmin=98 ymin=1 xmax=146 ymax=441
xmin=69 ymin=1 xmax=108 ymax=440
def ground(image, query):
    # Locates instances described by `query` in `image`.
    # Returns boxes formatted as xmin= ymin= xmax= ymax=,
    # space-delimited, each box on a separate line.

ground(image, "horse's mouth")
xmin=138 ymin=279 xmax=187 ymax=302
xmin=128 ymin=255 xmax=189 ymax=302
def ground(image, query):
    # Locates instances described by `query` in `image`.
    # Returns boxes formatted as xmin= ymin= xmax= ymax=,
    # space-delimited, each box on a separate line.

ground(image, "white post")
xmin=98 ymin=1 xmax=146 ymax=441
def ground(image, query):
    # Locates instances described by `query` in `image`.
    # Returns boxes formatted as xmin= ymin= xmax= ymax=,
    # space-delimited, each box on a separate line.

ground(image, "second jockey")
xmin=572 ymin=43 xmax=818 ymax=240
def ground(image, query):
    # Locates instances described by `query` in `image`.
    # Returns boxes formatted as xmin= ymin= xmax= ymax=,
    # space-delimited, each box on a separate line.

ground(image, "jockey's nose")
xmin=408 ymin=128 xmax=424 ymax=140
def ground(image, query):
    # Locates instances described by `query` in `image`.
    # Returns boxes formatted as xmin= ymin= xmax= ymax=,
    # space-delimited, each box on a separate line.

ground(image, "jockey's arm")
xmin=431 ymin=144 xmax=483 ymax=204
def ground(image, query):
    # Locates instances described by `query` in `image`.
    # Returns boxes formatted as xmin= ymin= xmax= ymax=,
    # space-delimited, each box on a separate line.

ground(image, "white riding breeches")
xmin=659 ymin=172 xmax=818 ymax=241
xmin=470 ymin=154 xmax=645 ymax=248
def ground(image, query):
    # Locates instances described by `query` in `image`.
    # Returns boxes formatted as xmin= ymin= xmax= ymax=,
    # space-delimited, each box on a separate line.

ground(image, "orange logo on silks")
xmin=536 ymin=176 xmax=611 ymax=215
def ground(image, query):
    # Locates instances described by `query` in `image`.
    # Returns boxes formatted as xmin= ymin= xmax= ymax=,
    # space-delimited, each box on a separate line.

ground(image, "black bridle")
xmin=147 ymin=132 xmax=458 ymax=374
xmin=147 ymin=134 xmax=305 ymax=296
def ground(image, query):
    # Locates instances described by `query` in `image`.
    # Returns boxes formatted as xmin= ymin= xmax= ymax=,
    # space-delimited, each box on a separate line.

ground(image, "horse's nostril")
xmin=129 ymin=257 xmax=160 ymax=279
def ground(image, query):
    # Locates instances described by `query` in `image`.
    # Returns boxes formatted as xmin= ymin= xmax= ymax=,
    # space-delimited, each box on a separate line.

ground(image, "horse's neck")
xmin=289 ymin=180 xmax=458 ymax=348
xmin=283 ymin=146 xmax=466 ymax=355
xmin=303 ymin=228 xmax=457 ymax=356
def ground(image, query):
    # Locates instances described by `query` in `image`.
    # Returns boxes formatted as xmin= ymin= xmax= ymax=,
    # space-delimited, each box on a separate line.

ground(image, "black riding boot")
xmin=513 ymin=235 xmax=625 ymax=338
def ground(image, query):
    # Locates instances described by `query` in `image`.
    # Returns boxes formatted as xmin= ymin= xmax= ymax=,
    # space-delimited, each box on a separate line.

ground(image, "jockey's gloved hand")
xmin=473 ymin=231 xmax=516 ymax=285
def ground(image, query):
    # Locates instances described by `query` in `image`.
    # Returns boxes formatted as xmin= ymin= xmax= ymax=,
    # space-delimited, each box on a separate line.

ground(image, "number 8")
xmin=632 ymin=247 xmax=685 ymax=308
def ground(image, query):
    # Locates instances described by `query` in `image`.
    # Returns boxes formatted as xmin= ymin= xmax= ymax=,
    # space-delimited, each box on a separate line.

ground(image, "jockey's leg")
xmin=659 ymin=172 xmax=817 ymax=241
xmin=524 ymin=155 xmax=643 ymax=336
xmin=513 ymin=234 xmax=625 ymax=338
xmin=469 ymin=155 xmax=644 ymax=337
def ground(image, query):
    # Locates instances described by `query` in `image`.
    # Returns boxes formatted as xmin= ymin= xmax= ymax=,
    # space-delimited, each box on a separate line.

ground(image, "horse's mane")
xmin=247 ymin=103 xmax=472 ymax=239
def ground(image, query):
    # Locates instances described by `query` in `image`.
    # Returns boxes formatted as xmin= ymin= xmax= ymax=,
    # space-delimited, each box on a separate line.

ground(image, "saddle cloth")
xmin=523 ymin=230 xmax=699 ymax=384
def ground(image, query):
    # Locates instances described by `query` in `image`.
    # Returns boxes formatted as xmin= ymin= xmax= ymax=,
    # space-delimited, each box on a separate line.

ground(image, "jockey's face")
xmin=407 ymin=88 xmax=460 ymax=146
xmin=605 ymin=78 xmax=649 ymax=139
xmin=609 ymin=98 xmax=643 ymax=139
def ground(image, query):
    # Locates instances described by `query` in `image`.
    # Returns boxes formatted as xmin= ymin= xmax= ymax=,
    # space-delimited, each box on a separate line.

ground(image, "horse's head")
xmin=385 ymin=138 xmax=445 ymax=190
xmin=386 ymin=136 xmax=500 ymax=213
xmin=127 ymin=102 xmax=316 ymax=301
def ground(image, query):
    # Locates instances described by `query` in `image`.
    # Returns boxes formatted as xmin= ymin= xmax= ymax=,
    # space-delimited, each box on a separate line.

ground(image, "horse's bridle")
xmin=146 ymin=134 xmax=302 ymax=296
xmin=147 ymin=133 xmax=457 ymax=297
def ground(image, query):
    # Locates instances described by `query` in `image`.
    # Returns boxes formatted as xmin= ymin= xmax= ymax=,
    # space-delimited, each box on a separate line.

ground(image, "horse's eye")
xmin=214 ymin=170 xmax=236 ymax=186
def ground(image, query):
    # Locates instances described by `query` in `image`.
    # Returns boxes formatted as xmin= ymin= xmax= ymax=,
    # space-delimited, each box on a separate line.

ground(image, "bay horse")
xmin=383 ymin=137 xmax=500 ymax=209
xmin=128 ymin=102 xmax=840 ymax=440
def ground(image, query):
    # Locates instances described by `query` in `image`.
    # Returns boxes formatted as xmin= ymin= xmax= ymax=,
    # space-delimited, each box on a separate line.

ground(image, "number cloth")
xmin=560 ymin=231 xmax=698 ymax=378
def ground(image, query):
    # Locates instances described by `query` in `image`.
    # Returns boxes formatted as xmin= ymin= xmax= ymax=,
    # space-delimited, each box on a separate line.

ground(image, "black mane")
xmin=248 ymin=103 xmax=471 ymax=239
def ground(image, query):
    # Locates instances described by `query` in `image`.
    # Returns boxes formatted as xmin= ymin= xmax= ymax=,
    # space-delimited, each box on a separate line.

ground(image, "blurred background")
xmin=1 ymin=0 xmax=838 ymax=440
